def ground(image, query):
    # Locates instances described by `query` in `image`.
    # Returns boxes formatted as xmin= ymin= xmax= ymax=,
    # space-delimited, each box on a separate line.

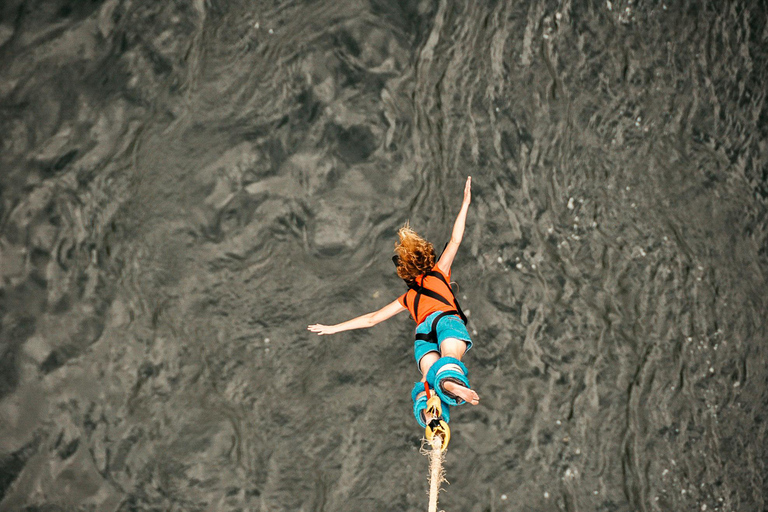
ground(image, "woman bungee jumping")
xmin=308 ymin=176 xmax=479 ymax=430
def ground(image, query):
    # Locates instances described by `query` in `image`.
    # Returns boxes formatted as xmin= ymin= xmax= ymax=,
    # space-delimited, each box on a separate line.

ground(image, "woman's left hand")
xmin=307 ymin=324 xmax=337 ymax=335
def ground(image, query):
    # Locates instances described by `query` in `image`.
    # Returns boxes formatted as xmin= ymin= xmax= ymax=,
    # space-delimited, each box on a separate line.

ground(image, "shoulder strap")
xmin=413 ymin=282 xmax=422 ymax=323
xmin=406 ymin=279 xmax=422 ymax=322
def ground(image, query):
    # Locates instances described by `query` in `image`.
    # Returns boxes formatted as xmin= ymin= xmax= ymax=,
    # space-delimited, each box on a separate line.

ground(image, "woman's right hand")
xmin=463 ymin=176 xmax=472 ymax=205
xmin=307 ymin=324 xmax=337 ymax=335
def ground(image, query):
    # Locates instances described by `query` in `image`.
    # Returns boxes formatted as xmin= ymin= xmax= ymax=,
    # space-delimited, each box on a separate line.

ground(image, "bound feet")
xmin=423 ymin=382 xmax=479 ymax=423
xmin=443 ymin=381 xmax=480 ymax=405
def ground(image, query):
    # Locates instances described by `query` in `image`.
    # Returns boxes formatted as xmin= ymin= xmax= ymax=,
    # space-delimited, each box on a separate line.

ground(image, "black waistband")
xmin=413 ymin=310 xmax=460 ymax=343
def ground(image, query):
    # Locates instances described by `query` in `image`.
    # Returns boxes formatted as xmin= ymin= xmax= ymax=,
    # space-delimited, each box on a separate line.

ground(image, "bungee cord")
xmin=425 ymin=435 xmax=446 ymax=512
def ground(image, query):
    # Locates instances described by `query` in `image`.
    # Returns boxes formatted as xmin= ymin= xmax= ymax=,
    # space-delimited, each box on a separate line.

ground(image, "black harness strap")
xmin=416 ymin=286 xmax=454 ymax=307
xmin=422 ymin=270 xmax=468 ymax=324
xmin=411 ymin=279 xmax=422 ymax=326
xmin=414 ymin=310 xmax=460 ymax=343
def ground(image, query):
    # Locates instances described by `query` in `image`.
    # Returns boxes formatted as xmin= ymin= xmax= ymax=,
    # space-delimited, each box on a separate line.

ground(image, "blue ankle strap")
xmin=426 ymin=357 xmax=470 ymax=406
xmin=411 ymin=382 xmax=450 ymax=427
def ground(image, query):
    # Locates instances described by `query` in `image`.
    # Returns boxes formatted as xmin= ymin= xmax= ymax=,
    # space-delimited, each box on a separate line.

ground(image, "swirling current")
xmin=1 ymin=1 xmax=767 ymax=511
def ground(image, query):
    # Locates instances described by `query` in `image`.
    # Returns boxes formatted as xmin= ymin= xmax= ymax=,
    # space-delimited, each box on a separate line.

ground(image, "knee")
xmin=439 ymin=337 xmax=467 ymax=359
xmin=418 ymin=351 xmax=440 ymax=376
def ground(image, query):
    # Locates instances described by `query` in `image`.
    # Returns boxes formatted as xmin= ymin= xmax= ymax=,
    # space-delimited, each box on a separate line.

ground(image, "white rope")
xmin=426 ymin=436 xmax=446 ymax=512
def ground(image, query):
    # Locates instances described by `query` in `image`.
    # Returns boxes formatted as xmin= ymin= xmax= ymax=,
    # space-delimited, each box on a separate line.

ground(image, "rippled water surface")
xmin=1 ymin=1 xmax=767 ymax=511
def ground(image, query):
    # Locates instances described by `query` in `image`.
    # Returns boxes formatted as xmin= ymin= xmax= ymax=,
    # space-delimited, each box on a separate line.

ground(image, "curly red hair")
xmin=394 ymin=224 xmax=435 ymax=283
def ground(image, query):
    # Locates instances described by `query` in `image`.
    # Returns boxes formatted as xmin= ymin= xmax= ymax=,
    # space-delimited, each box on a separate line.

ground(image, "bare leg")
xmin=438 ymin=338 xmax=480 ymax=405
xmin=417 ymin=351 xmax=441 ymax=422
xmin=419 ymin=351 xmax=441 ymax=381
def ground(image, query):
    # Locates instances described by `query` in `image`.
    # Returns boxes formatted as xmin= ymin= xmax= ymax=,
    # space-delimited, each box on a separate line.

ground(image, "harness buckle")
xmin=425 ymin=418 xmax=451 ymax=451
xmin=425 ymin=395 xmax=443 ymax=420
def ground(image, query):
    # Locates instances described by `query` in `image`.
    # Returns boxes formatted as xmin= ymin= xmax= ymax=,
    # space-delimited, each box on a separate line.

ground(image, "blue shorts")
xmin=414 ymin=312 xmax=473 ymax=367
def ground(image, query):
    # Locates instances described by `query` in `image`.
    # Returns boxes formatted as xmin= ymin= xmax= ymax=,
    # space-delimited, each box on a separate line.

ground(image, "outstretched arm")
xmin=308 ymin=299 xmax=407 ymax=335
xmin=437 ymin=176 xmax=471 ymax=275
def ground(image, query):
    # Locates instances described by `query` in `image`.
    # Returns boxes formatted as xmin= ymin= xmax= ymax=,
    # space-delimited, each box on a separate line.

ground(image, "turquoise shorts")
xmin=414 ymin=311 xmax=473 ymax=367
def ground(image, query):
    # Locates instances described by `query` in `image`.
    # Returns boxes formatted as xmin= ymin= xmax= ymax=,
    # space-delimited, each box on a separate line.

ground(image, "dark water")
xmin=1 ymin=0 xmax=767 ymax=510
